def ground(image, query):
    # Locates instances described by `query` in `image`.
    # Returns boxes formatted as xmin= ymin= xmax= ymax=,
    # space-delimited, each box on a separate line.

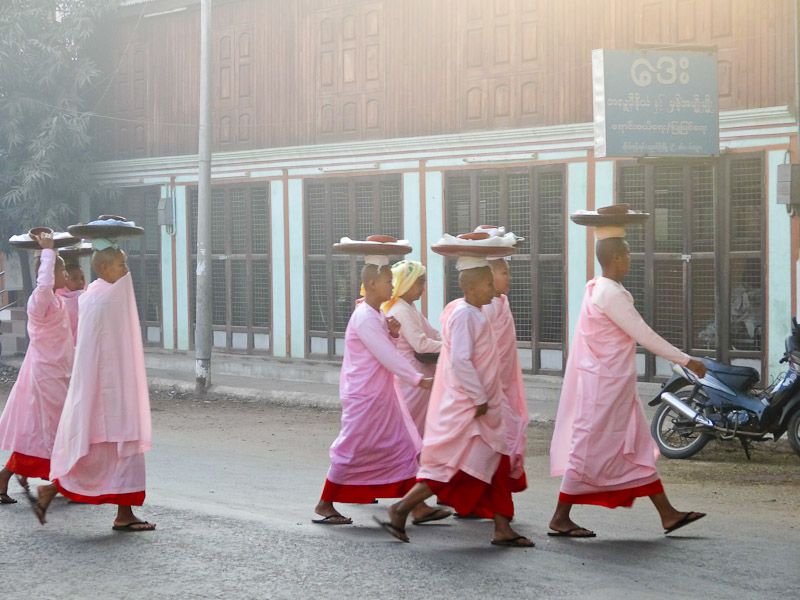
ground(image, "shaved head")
xmin=361 ymin=263 xmax=390 ymax=286
xmin=596 ymin=238 xmax=629 ymax=268
xmin=458 ymin=266 xmax=493 ymax=292
xmin=91 ymin=247 xmax=123 ymax=273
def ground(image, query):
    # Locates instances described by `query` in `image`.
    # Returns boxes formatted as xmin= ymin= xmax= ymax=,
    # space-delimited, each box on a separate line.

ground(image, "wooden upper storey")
xmin=91 ymin=0 xmax=798 ymax=159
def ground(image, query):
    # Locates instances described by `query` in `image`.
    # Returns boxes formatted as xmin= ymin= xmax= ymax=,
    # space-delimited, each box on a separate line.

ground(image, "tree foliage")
xmin=0 ymin=0 xmax=109 ymax=251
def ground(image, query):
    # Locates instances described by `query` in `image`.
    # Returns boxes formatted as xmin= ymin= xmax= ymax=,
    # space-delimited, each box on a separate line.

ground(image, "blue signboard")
xmin=592 ymin=49 xmax=719 ymax=157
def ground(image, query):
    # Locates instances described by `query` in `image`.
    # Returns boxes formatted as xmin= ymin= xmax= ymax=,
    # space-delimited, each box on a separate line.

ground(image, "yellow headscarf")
xmin=382 ymin=260 xmax=426 ymax=313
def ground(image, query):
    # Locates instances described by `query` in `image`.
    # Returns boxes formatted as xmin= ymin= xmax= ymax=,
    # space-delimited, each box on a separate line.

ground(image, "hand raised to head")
xmin=33 ymin=232 xmax=55 ymax=250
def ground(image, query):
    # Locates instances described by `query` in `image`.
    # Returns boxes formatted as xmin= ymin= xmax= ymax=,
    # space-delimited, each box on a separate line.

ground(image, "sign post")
xmin=593 ymin=49 xmax=719 ymax=158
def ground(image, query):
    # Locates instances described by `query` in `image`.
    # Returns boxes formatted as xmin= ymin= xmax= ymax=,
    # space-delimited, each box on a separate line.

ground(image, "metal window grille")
xmin=188 ymin=185 xmax=272 ymax=353
xmin=304 ymin=175 xmax=403 ymax=359
xmin=617 ymin=155 xmax=765 ymax=380
xmin=653 ymin=260 xmax=684 ymax=347
xmin=91 ymin=188 xmax=162 ymax=344
xmin=692 ymin=258 xmax=717 ymax=350
xmin=444 ymin=167 xmax=565 ymax=373
xmin=536 ymin=172 xmax=564 ymax=348
xmin=727 ymin=157 xmax=764 ymax=354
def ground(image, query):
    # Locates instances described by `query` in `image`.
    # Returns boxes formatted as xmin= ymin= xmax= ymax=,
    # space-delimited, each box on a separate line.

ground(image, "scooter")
xmin=648 ymin=318 xmax=800 ymax=459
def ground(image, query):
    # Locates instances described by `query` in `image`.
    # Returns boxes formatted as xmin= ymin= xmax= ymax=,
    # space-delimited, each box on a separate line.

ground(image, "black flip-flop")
xmin=412 ymin=508 xmax=453 ymax=525
xmin=664 ymin=512 xmax=706 ymax=535
xmin=0 ymin=493 xmax=18 ymax=505
xmin=112 ymin=521 xmax=156 ymax=532
xmin=373 ymin=516 xmax=410 ymax=542
xmin=311 ymin=514 xmax=352 ymax=525
xmin=547 ymin=527 xmax=597 ymax=538
xmin=491 ymin=535 xmax=535 ymax=548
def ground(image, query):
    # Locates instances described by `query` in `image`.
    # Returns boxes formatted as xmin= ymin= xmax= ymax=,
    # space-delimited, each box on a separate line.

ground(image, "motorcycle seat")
xmin=702 ymin=358 xmax=759 ymax=390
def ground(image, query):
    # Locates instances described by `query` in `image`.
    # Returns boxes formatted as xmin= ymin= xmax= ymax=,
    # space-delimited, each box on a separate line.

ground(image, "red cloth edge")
xmin=558 ymin=479 xmax=665 ymax=509
xmin=419 ymin=454 xmax=515 ymax=519
xmin=54 ymin=479 xmax=145 ymax=506
xmin=5 ymin=452 xmax=50 ymax=480
xmin=320 ymin=478 xmax=415 ymax=503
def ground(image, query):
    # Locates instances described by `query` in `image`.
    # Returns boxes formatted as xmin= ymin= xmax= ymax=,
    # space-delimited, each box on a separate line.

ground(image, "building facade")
xmin=86 ymin=0 xmax=799 ymax=381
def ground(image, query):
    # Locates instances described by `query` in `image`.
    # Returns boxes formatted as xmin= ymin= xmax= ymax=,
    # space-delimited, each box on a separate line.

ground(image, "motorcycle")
xmin=648 ymin=318 xmax=800 ymax=459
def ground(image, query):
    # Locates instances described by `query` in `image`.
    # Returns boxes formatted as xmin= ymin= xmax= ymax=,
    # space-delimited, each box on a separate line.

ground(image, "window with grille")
xmin=304 ymin=175 xmax=403 ymax=358
xmin=444 ymin=167 xmax=565 ymax=373
xmin=617 ymin=155 xmax=764 ymax=379
xmin=189 ymin=185 xmax=271 ymax=353
xmin=91 ymin=188 xmax=161 ymax=345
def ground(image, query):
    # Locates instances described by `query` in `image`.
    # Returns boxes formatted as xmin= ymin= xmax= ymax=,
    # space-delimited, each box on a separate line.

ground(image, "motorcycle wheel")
xmin=651 ymin=390 xmax=713 ymax=459
xmin=787 ymin=410 xmax=800 ymax=457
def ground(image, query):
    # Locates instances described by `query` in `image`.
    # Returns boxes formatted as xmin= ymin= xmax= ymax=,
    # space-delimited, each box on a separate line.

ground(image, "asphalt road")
xmin=1 ymin=386 xmax=798 ymax=599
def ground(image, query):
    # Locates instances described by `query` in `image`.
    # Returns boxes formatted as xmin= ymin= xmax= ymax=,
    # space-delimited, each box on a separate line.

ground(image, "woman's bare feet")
xmin=549 ymin=501 xmax=595 ymax=538
xmin=113 ymin=505 xmax=156 ymax=532
xmin=312 ymin=500 xmax=352 ymax=525
xmin=410 ymin=502 xmax=452 ymax=525
xmin=0 ymin=467 xmax=13 ymax=502
xmin=548 ymin=516 xmax=596 ymax=537
xmin=662 ymin=511 xmax=706 ymax=534
xmin=33 ymin=484 xmax=58 ymax=524
xmin=492 ymin=515 xmax=534 ymax=547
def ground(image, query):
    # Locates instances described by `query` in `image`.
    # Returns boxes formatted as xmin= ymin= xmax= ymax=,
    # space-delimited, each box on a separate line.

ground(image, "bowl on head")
xmin=366 ymin=234 xmax=398 ymax=243
xmin=596 ymin=204 xmax=631 ymax=215
xmin=28 ymin=226 xmax=54 ymax=238
xmin=457 ymin=232 xmax=490 ymax=241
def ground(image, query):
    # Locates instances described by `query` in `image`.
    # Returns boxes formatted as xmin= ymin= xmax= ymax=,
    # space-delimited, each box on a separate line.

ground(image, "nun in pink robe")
xmin=482 ymin=289 xmax=528 ymax=490
xmin=550 ymin=277 xmax=690 ymax=507
xmin=417 ymin=298 xmax=517 ymax=519
xmin=383 ymin=260 xmax=441 ymax=435
xmin=55 ymin=288 xmax=82 ymax=346
xmin=0 ymin=249 xmax=73 ymax=481
xmin=320 ymin=300 xmax=425 ymax=503
xmin=49 ymin=272 xmax=151 ymax=505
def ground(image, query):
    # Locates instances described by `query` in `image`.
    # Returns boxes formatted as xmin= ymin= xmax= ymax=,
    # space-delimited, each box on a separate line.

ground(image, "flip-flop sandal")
xmin=372 ymin=516 xmax=409 ymax=542
xmin=16 ymin=476 xmax=30 ymax=493
xmin=664 ymin=511 xmax=706 ymax=535
xmin=112 ymin=521 xmax=156 ymax=532
xmin=547 ymin=527 xmax=597 ymax=538
xmin=491 ymin=535 xmax=535 ymax=548
xmin=412 ymin=508 xmax=453 ymax=525
xmin=0 ymin=493 xmax=18 ymax=505
xmin=311 ymin=514 xmax=352 ymax=525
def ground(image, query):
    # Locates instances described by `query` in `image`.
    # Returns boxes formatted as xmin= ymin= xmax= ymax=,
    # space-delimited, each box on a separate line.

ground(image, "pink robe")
xmin=386 ymin=298 xmax=441 ymax=435
xmin=550 ymin=277 xmax=690 ymax=497
xmin=56 ymin=288 xmax=82 ymax=346
xmin=418 ymin=299 xmax=508 ymax=485
xmin=483 ymin=294 xmax=529 ymax=479
xmin=50 ymin=273 xmax=151 ymax=502
xmin=327 ymin=301 xmax=423 ymax=487
xmin=0 ymin=250 xmax=74 ymax=467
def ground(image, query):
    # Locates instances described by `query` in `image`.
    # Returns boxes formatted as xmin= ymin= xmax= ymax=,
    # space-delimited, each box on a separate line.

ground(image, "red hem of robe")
xmin=558 ymin=479 xmax=664 ymax=509
xmin=420 ymin=455 xmax=515 ymax=519
xmin=320 ymin=478 xmax=416 ymax=503
xmin=5 ymin=452 xmax=50 ymax=480
xmin=53 ymin=479 xmax=145 ymax=506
